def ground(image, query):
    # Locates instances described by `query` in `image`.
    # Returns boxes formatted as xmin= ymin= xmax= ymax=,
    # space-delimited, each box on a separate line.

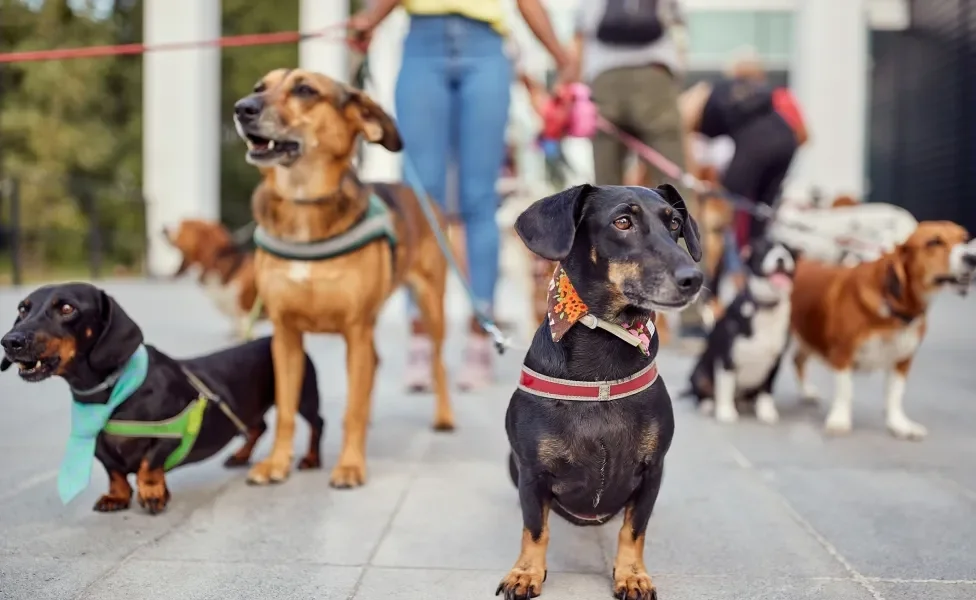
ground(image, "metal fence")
xmin=0 ymin=175 xmax=148 ymax=286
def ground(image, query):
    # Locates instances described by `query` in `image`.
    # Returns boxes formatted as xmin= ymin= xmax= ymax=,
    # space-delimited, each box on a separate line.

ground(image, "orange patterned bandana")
xmin=546 ymin=265 xmax=654 ymax=355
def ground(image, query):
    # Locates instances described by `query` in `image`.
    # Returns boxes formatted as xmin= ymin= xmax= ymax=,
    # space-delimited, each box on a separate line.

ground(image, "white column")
xmin=789 ymin=0 xmax=869 ymax=199
xmin=359 ymin=8 xmax=408 ymax=183
xmin=143 ymin=0 xmax=221 ymax=277
xmin=300 ymin=0 xmax=349 ymax=82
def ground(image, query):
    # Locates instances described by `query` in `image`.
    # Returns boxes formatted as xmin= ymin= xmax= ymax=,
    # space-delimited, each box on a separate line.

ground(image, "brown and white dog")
xmin=791 ymin=221 xmax=976 ymax=439
xmin=233 ymin=69 xmax=453 ymax=487
xmin=163 ymin=220 xmax=263 ymax=339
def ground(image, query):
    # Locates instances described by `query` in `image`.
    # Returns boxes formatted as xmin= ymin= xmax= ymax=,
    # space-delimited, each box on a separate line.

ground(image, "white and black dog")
xmin=684 ymin=238 xmax=797 ymax=424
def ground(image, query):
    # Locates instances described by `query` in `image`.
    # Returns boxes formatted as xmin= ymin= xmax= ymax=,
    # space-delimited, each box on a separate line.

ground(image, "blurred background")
xmin=0 ymin=0 xmax=970 ymax=285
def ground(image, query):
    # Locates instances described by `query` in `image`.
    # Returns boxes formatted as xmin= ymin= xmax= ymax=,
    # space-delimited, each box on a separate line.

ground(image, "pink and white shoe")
xmin=404 ymin=335 xmax=433 ymax=393
xmin=456 ymin=335 xmax=494 ymax=392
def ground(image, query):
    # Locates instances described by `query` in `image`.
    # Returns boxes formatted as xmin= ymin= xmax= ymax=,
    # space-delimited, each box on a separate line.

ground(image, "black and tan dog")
xmin=501 ymin=184 xmax=703 ymax=600
xmin=0 ymin=282 xmax=322 ymax=513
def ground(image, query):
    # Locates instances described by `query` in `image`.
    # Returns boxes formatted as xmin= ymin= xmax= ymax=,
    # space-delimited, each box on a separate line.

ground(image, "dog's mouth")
xmin=5 ymin=353 xmax=60 ymax=382
xmin=243 ymin=132 xmax=302 ymax=163
xmin=934 ymin=273 xmax=972 ymax=295
xmin=767 ymin=271 xmax=794 ymax=291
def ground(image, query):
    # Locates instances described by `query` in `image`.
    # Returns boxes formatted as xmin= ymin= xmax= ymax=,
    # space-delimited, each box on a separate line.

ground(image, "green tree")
xmin=220 ymin=0 xmax=299 ymax=229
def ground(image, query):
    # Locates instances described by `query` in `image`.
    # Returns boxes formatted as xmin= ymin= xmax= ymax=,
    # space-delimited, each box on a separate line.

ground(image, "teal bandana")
xmin=57 ymin=344 xmax=149 ymax=505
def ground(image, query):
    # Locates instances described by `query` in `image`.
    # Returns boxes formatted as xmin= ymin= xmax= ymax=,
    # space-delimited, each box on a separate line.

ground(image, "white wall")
xmin=143 ymin=0 xmax=221 ymax=277
xmin=788 ymin=0 xmax=869 ymax=199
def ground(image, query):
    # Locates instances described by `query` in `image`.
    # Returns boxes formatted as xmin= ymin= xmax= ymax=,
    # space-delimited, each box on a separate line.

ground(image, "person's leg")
xmin=720 ymin=137 xmax=763 ymax=250
xmin=454 ymin=18 xmax=513 ymax=390
xmin=630 ymin=65 xmax=706 ymax=340
xmin=395 ymin=17 xmax=453 ymax=392
xmin=750 ymin=123 xmax=797 ymax=242
xmin=590 ymin=69 xmax=628 ymax=186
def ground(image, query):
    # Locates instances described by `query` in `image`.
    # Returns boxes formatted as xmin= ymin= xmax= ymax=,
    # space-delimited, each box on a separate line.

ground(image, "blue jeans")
xmin=395 ymin=15 xmax=512 ymax=316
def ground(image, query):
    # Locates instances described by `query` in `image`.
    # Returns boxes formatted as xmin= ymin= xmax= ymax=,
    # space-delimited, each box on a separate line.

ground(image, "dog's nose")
xmin=1 ymin=331 xmax=28 ymax=352
xmin=963 ymin=254 xmax=976 ymax=269
xmin=234 ymin=96 xmax=263 ymax=121
xmin=673 ymin=267 xmax=704 ymax=293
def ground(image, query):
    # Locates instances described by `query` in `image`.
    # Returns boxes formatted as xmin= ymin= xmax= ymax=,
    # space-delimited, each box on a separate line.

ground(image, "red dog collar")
xmin=518 ymin=362 xmax=659 ymax=402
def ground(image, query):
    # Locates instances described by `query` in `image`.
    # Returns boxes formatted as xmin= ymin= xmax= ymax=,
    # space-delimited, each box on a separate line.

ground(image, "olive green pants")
xmin=590 ymin=64 xmax=704 ymax=330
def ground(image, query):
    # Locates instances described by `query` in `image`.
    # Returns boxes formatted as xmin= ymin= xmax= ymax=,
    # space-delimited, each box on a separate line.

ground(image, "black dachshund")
xmin=1 ymin=282 xmax=322 ymax=514
xmin=499 ymin=184 xmax=703 ymax=600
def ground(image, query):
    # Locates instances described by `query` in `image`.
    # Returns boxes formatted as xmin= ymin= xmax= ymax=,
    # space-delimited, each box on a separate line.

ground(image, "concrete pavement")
xmin=0 ymin=277 xmax=975 ymax=600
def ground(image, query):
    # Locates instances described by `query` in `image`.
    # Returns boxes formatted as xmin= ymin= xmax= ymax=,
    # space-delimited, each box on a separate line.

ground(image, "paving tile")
xmin=0 ymin=557 xmax=116 ymax=600
xmin=353 ymin=567 xmax=613 ymax=600
xmin=136 ymin=459 xmax=414 ymax=566
xmin=767 ymin=466 xmax=976 ymax=580
xmin=353 ymin=568 xmax=876 ymax=600
xmin=597 ymin=463 xmax=848 ymax=579
xmin=873 ymin=581 xmax=976 ymax=600
xmin=79 ymin=559 xmax=361 ymax=600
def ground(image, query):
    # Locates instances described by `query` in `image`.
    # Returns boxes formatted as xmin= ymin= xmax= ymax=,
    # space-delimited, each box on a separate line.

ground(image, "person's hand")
xmin=555 ymin=50 xmax=579 ymax=85
xmin=347 ymin=11 xmax=375 ymax=53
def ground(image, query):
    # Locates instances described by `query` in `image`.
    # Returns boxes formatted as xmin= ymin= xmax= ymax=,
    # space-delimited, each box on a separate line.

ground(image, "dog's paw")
xmin=800 ymin=384 xmax=821 ymax=404
xmin=136 ymin=486 xmax=170 ymax=515
xmin=223 ymin=454 xmax=251 ymax=469
xmin=714 ymin=404 xmax=739 ymax=424
xmin=330 ymin=462 xmax=367 ymax=489
xmin=93 ymin=495 xmax=131 ymax=513
xmin=887 ymin=416 xmax=928 ymax=441
xmin=432 ymin=418 xmax=456 ymax=433
xmin=824 ymin=410 xmax=853 ymax=436
xmin=247 ymin=455 xmax=291 ymax=485
xmin=698 ymin=399 xmax=715 ymax=416
xmin=613 ymin=566 xmax=657 ymax=600
xmin=495 ymin=567 xmax=546 ymax=600
xmin=297 ymin=453 xmax=322 ymax=470
xmin=755 ymin=394 xmax=780 ymax=425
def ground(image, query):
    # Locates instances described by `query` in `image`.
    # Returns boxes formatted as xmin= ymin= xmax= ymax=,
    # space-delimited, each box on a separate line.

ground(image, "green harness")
xmin=103 ymin=397 xmax=209 ymax=471
xmin=252 ymin=193 xmax=397 ymax=261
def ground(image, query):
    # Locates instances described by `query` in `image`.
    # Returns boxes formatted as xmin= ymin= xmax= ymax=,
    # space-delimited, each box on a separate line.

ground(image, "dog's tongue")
xmin=769 ymin=273 xmax=792 ymax=290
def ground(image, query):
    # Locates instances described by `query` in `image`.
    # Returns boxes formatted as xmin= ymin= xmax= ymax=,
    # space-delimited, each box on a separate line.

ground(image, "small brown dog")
xmin=232 ymin=69 xmax=454 ymax=487
xmin=163 ymin=220 xmax=262 ymax=338
xmin=791 ymin=221 xmax=976 ymax=439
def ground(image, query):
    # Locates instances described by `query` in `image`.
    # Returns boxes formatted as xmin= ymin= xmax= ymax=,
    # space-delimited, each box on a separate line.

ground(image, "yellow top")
xmin=402 ymin=0 xmax=507 ymax=35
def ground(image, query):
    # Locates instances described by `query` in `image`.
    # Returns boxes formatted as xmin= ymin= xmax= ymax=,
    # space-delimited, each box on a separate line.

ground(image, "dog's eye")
xmin=291 ymin=83 xmax=319 ymax=98
xmin=926 ymin=238 xmax=945 ymax=248
xmin=668 ymin=217 xmax=682 ymax=232
xmin=253 ymin=81 xmax=267 ymax=93
xmin=16 ymin=304 xmax=27 ymax=316
xmin=59 ymin=304 xmax=76 ymax=316
xmin=613 ymin=216 xmax=633 ymax=231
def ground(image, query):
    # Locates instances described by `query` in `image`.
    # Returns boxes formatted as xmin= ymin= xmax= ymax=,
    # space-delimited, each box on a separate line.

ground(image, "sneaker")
xmin=404 ymin=335 xmax=433 ymax=393
xmin=456 ymin=335 xmax=494 ymax=392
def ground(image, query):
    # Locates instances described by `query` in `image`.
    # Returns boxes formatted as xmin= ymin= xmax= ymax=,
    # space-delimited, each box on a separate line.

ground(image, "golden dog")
xmin=233 ymin=68 xmax=454 ymax=486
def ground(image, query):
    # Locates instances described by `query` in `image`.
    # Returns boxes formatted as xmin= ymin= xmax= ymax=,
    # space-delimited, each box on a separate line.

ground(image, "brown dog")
xmin=791 ymin=221 xmax=976 ymax=439
xmin=232 ymin=69 xmax=453 ymax=487
xmin=163 ymin=219 xmax=263 ymax=338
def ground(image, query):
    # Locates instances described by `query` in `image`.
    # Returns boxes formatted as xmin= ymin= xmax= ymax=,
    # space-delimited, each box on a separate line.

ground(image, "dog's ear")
xmin=656 ymin=184 xmax=703 ymax=262
xmin=344 ymin=88 xmax=403 ymax=152
xmin=515 ymin=184 xmax=593 ymax=261
xmin=885 ymin=259 xmax=904 ymax=302
xmin=88 ymin=291 xmax=144 ymax=372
